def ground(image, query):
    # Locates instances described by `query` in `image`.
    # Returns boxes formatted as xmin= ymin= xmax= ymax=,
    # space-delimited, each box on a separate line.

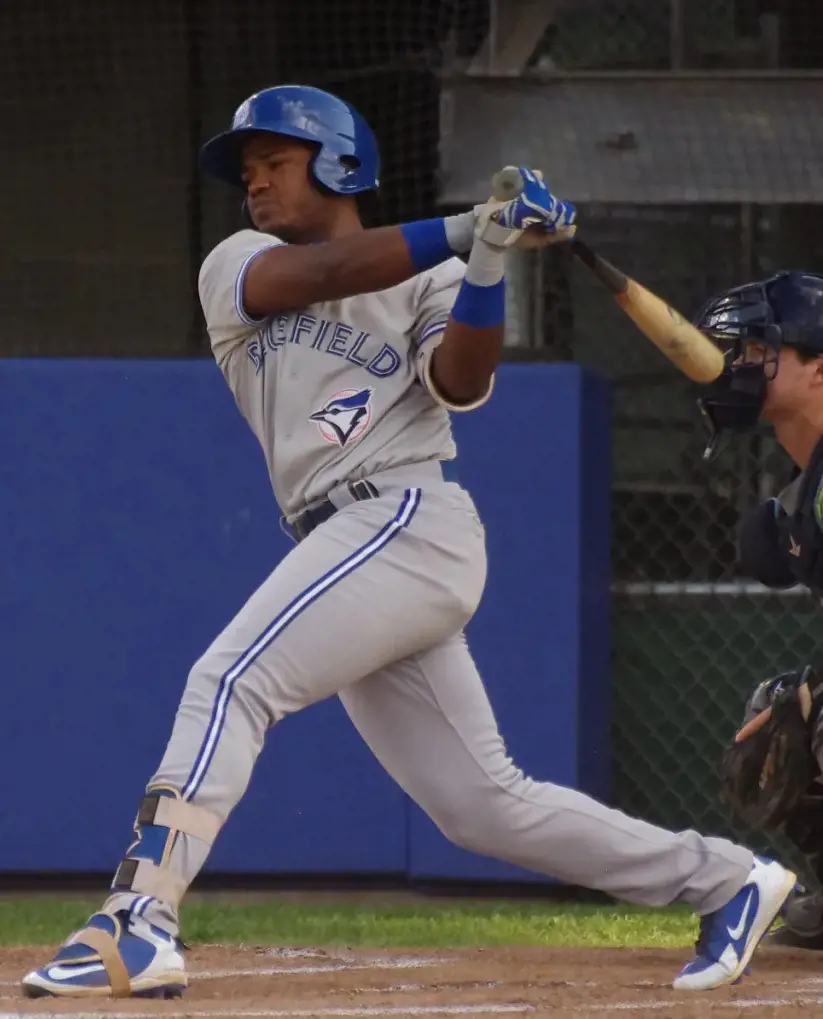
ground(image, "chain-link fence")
xmin=569 ymin=206 xmax=823 ymax=869
xmin=5 ymin=0 xmax=823 ymax=868
xmin=442 ymin=1 xmax=823 ymax=866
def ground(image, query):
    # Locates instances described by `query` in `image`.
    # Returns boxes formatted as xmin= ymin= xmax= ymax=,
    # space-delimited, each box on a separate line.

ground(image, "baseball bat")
xmin=491 ymin=167 xmax=725 ymax=384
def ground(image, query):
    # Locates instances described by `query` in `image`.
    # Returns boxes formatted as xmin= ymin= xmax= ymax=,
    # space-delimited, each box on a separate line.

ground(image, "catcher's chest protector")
xmin=773 ymin=434 xmax=823 ymax=594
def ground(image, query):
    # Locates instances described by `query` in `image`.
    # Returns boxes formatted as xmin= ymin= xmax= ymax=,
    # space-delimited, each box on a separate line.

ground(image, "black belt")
xmin=285 ymin=479 xmax=381 ymax=543
xmin=284 ymin=461 xmax=459 ymax=543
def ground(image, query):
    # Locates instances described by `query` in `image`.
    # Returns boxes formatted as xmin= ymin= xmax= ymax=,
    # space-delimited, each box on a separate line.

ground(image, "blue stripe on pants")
xmin=182 ymin=488 xmax=422 ymax=801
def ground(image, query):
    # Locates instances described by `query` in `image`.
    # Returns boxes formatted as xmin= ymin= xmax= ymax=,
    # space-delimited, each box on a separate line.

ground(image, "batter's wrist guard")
xmin=401 ymin=218 xmax=463 ymax=272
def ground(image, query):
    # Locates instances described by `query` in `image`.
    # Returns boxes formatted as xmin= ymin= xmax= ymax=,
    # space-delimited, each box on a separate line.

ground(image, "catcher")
xmin=696 ymin=269 xmax=823 ymax=948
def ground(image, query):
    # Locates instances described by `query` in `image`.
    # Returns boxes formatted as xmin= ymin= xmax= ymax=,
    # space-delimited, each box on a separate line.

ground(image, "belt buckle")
xmin=348 ymin=479 xmax=379 ymax=502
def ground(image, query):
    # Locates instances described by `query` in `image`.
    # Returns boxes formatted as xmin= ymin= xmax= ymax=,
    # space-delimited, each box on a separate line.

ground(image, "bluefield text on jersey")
xmin=247 ymin=313 xmax=405 ymax=378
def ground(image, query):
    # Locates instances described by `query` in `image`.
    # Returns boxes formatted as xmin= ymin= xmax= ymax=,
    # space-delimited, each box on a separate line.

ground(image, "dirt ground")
xmin=2 ymin=943 xmax=822 ymax=1019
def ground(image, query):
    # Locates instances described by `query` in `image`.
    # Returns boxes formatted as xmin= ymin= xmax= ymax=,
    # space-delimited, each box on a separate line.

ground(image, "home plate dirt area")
xmin=1 ymin=945 xmax=822 ymax=1019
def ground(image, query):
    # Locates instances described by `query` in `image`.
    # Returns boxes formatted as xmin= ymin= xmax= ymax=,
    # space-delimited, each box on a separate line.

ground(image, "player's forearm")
xmin=244 ymin=215 xmax=476 ymax=317
xmin=429 ymin=241 xmax=506 ymax=405
xmin=432 ymin=322 xmax=505 ymax=405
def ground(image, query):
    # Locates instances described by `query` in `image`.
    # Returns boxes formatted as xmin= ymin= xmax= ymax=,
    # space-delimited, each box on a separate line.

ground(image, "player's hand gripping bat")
xmin=491 ymin=166 xmax=726 ymax=385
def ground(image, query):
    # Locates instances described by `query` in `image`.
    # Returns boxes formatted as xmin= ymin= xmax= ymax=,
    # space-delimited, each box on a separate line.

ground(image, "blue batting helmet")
xmin=199 ymin=85 xmax=380 ymax=195
xmin=695 ymin=270 xmax=823 ymax=459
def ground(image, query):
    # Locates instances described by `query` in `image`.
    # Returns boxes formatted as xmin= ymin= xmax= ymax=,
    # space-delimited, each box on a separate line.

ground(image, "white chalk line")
xmin=0 ymin=955 xmax=446 ymax=989
xmin=361 ymin=983 xmax=503 ymax=994
xmin=0 ymin=1007 xmax=530 ymax=1018
xmin=1 ymin=989 xmax=821 ymax=1017
xmin=196 ymin=947 xmax=332 ymax=959
xmin=194 ymin=956 xmax=447 ymax=980
xmin=583 ymin=994 xmax=823 ymax=1012
xmin=259 ymin=949 xmax=332 ymax=959
xmin=7 ymin=1001 xmax=823 ymax=1019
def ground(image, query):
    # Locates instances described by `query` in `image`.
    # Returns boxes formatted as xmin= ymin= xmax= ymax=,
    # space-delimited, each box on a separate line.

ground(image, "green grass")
xmin=0 ymin=897 xmax=698 ymax=949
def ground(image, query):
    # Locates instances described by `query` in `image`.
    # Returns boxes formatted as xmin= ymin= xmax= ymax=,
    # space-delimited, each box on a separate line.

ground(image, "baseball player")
xmin=23 ymin=85 xmax=795 ymax=1000
xmin=693 ymin=270 xmax=823 ymax=949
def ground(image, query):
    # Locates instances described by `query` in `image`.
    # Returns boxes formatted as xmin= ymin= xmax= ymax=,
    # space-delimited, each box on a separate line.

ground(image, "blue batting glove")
xmin=495 ymin=167 xmax=577 ymax=234
xmin=476 ymin=167 xmax=577 ymax=249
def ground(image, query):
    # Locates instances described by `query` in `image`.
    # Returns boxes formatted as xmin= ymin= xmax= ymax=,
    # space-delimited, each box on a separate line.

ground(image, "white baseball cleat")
xmin=673 ymin=855 xmax=797 ymax=991
xmin=21 ymin=908 xmax=187 ymax=999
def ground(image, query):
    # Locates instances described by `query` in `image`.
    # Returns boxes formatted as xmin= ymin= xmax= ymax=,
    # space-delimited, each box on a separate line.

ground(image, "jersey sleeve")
xmin=411 ymin=256 xmax=495 ymax=413
xmin=197 ymin=229 xmax=284 ymax=367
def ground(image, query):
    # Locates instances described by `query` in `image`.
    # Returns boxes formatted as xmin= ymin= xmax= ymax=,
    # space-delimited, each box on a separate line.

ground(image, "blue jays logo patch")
xmin=309 ymin=388 xmax=373 ymax=447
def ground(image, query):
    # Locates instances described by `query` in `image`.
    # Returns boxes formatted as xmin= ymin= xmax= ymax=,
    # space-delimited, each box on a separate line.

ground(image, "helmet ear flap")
xmin=306 ymin=146 xmax=336 ymax=197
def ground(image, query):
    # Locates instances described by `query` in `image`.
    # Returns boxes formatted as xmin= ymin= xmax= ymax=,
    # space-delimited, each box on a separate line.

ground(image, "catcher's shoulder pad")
xmin=737 ymin=499 xmax=797 ymax=589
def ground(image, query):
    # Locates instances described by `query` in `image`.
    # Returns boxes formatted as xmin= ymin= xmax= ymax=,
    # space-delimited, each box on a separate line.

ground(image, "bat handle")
xmin=570 ymin=240 xmax=629 ymax=296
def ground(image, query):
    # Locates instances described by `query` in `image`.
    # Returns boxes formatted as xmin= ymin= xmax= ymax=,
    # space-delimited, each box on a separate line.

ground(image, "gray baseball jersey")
xmin=198 ymin=229 xmax=492 ymax=518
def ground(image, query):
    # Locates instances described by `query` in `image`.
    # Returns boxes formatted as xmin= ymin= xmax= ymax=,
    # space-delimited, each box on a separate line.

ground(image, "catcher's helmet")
xmin=199 ymin=85 xmax=380 ymax=196
xmin=695 ymin=270 xmax=823 ymax=460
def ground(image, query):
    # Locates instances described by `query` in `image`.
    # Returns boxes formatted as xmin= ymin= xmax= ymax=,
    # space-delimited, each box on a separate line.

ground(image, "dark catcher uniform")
xmin=697 ymin=270 xmax=823 ymax=948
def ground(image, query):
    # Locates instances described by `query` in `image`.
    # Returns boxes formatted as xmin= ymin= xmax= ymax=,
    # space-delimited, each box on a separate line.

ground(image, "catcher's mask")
xmin=694 ymin=271 xmax=823 ymax=461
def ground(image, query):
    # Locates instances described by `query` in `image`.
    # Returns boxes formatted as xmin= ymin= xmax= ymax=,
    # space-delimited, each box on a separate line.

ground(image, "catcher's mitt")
xmin=720 ymin=666 xmax=823 ymax=831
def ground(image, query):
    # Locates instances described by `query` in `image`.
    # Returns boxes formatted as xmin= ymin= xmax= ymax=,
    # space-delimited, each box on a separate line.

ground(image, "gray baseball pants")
xmin=104 ymin=466 xmax=753 ymax=935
